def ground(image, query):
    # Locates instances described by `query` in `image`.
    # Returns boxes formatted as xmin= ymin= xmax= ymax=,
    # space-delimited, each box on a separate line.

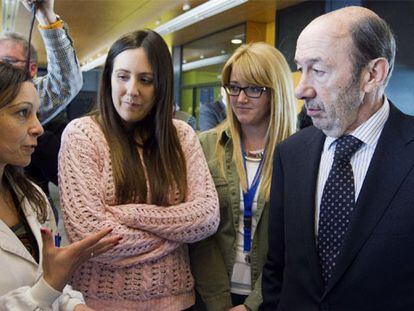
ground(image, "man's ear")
xmin=362 ymin=57 xmax=389 ymax=93
xmin=28 ymin=61 xmax=38 ymax=79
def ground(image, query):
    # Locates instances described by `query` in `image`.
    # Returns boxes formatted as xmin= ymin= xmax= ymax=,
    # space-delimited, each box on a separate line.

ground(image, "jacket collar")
xmin=0 ymin=187 xmax=43 ymax=266
xmin=219 ymin=125 xmax=232 ymax=145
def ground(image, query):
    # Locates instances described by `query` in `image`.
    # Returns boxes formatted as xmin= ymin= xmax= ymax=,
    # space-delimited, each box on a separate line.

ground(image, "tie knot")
xmin=334 ymin=135 xmax=363 ymax=162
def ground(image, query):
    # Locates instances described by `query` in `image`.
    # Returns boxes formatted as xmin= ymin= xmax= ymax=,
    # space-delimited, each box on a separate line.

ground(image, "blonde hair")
xmin=215 ymin=42 xmax=297 ymax=200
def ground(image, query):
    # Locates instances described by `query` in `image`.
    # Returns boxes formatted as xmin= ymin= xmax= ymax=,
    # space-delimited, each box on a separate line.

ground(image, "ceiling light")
xmin=231 ymin=38 xmax=242 ymax=44
xmin=182 ymin=54 xmax=230 ymax=72
xmin=81 ymin=54 xmax=107 ymax=72
xmin=154 ymin=0 xmax=248 ymax=35
xmin=182 ymin=2 xmax=191 ymax=11
xmin=2 ymin=0 xmax=20 ymax=33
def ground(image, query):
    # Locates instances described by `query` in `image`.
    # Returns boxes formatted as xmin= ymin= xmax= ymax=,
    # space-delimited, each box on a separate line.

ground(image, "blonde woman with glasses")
xmin=190 ymin=42 xmax=296 ymax=311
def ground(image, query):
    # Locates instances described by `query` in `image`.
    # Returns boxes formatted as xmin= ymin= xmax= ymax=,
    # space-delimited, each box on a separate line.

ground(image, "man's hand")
xmin=40 ymin=227 xmax=122 ymax=292
xmin=20 ymin=0 xmax=57 ymax=25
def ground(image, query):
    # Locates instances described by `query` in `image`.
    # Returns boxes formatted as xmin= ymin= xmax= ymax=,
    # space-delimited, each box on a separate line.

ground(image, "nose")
xmin=295 ymin=73 xmax=316 ymax=100
xmin=237 ymin=89 xmax=249 ymax=102
xmin=126 ymin=77 xmax=140 ymax=97
xmin=29 ymin=115 xmax=44 ymax=137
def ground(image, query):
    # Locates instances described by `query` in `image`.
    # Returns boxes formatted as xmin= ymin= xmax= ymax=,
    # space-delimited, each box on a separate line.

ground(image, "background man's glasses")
xmin=0 ymin=56 xmax=27 ymax=66
xmin=224 ymin=85 xmax=268 ymax=98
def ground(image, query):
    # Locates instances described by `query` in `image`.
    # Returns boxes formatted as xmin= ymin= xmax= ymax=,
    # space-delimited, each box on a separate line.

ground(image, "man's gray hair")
xmin=0 ymin=32 xmax=38 ymax=63
xmin=350 ymin=15 xmax=396 ymax=87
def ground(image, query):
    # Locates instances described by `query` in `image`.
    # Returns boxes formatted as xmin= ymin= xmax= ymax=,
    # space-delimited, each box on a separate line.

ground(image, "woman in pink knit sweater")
xmin=58 ymin=30 xmax=220 ymax=310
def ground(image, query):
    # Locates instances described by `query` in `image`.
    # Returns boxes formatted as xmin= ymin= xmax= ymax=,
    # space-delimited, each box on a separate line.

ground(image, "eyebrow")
xmin=1 ymin=101 xmax=34 ymax=112
xmin=114 ymin=69 xmax=130 ymax=73
xmin=294 ymin=57 xmax=323 ymax=65
xmin=114 ymin=69 xmax=153 ymax=75
xmin=9 ymin=101 xmax=34 ymax=108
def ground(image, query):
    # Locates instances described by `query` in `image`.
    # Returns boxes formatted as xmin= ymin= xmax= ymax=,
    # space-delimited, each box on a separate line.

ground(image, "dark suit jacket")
xmin=262 ymin=104 xmax=414 ymax=311
xmin=199 ymin=100 xmax=227 ymax=131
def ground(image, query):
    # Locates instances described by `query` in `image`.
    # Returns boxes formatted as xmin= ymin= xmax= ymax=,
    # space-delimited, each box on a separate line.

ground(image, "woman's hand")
xmin=40 ymin=227 xmax=121 ymax=292
xmin=229 ymin=305 xmax=250 ymax=311
xmin=74 ymin=304 xmax=95 ymax=311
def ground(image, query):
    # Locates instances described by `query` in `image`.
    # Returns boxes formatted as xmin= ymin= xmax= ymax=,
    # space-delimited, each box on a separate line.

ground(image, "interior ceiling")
xmin=7 ymin=0 xmax=305 ymax=68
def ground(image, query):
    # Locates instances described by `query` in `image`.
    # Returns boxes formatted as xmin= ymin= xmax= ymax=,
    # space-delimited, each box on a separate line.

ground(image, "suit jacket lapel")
xmin=323 ymin=104 xmax=414 ymax=295
xmin=295 ymin=128 xmax=326 ymax=290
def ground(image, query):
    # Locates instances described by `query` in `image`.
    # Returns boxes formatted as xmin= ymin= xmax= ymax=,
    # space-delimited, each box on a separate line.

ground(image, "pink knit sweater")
xmin=58 ymin=117 xmax=219 ymax=311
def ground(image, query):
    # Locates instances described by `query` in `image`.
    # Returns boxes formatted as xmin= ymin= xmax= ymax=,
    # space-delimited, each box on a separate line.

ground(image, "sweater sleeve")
xmin=58 ymin=118 xmax=180 ymax=267
xmin=107 ymin=121 xmax=220 ymax=243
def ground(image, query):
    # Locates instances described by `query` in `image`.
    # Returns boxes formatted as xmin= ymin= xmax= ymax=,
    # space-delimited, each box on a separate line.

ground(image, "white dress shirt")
xmin=315 ymin=98 xmax=390 ymax=234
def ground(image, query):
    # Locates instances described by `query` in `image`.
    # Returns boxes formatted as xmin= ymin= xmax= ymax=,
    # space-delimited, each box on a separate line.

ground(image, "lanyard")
xmin=241 ymin=143 xmax=265 ymax=255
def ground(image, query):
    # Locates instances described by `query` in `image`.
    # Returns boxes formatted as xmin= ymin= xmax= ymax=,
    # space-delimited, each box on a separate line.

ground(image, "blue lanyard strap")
xmin=241 ymin=142 xmax=265 ymax=253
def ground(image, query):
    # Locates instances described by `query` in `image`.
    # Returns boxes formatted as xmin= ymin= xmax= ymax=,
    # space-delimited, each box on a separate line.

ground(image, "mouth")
xmin=306 ymin=107 xmax=321 ymax=115
xmin=124 ymin=102 xmax=143 ymax=109
xmin=236 ymin=106 xmax=253 ymax=110
xmin=305 ymin=102 xmax=324 ymax=118
xmin=22 ymin=145 xmax=37 ymax=153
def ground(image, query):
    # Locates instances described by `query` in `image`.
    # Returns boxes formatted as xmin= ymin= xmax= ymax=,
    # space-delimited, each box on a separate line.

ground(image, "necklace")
xmin=244 ymin=150 xmax=264 ymax=162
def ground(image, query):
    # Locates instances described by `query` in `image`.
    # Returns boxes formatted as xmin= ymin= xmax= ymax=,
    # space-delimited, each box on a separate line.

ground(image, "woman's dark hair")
xmin=0 ymin=62 xmax=48 ymax=222
xmin=95 ymin=29 xmax=187 ymax=206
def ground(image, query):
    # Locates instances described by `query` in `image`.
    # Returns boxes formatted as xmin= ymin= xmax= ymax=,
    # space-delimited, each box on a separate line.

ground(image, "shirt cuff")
xmin=60 ymin=285 xmax=85 ymax=310
xmin=29 ymin=277 xmax=62 ymax=308
xmin=38 ymin=18 xmax=63 ymax=30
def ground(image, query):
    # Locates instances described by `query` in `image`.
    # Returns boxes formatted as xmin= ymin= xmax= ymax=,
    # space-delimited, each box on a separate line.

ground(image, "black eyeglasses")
xmin=224 ymin=85 xmax=268 ymax=99
xmin=0 ymin=56 xmax=27 ymax=66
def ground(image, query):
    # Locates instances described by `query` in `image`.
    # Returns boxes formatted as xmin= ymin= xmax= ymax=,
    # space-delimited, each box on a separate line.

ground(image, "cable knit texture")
xmin=58 ymin=116 xmax=219 ymax=311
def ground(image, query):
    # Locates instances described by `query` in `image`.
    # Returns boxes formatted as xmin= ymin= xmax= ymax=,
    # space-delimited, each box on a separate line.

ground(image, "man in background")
xmin=199 ymin=86 xmax=227 ymax=131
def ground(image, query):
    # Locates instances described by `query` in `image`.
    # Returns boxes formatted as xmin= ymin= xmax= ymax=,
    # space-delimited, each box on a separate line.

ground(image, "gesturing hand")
xmin=40 ymin=227 xmax=121 ymax=292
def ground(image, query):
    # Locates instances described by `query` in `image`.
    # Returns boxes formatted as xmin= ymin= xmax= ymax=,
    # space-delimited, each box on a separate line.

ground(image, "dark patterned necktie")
xmin=317 ymin=135 xmax=363 ymax=284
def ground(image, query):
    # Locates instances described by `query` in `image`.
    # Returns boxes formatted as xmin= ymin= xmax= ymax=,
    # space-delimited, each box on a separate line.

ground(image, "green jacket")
xmin=190 ymin=128 xmax=269 ymax=311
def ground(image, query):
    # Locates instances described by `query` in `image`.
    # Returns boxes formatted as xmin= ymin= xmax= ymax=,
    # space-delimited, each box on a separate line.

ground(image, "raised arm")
xmin=58 ymin=119 xmax=180 ymax=267
xmin=21 ymin=0 xmax=83 ymax=125
xmin=107 ymin=121 xmax=220 ymax=243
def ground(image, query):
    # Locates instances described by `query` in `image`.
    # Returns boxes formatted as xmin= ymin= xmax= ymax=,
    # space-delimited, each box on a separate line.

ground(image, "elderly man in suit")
xmin=262 ymin=6 xmax=414 ymax=311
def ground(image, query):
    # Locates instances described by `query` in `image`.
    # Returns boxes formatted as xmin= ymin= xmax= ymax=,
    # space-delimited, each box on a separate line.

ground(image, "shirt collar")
xmin=324 ymin=96 xmax=390 ymax=151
